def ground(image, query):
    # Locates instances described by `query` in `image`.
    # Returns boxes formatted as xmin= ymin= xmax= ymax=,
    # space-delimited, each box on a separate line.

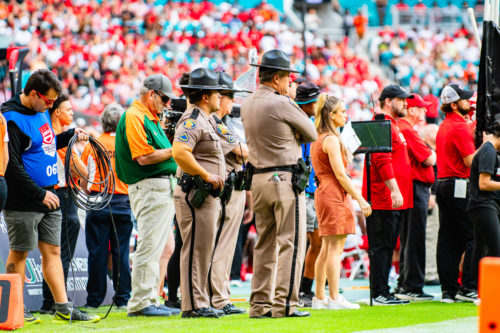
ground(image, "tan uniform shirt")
xmin=173 ymin=106 xmax=225 ymax=179
xmin=210 ymin=114 xmax=242 ymax=178
xmin=241 ymin=85 xmax=317 ymax=168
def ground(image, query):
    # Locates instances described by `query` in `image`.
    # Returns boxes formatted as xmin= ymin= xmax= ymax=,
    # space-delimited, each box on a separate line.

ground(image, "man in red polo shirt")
xmin=362 ymin=84 xmax=413 ymax=305
xmin=395 ymin=94 xmax=436 ymax=301
xmin=435 ymin=84 xmax=477 ymax=303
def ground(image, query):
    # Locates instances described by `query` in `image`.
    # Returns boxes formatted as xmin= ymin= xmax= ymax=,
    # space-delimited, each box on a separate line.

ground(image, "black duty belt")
xmin=437 ymin=177 xmax=469 ymax=183
xmin=253 ymin=165 xmax=295 ymax=174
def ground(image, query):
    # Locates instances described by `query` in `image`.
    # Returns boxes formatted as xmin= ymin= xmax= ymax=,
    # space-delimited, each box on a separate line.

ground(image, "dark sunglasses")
xmin=154 ymin=91 xmax=170 ymax=104
xmin=220 ymin=92 xmax=234 ymax=99
xmin=36 ymin=91 xmax=56 ymax=105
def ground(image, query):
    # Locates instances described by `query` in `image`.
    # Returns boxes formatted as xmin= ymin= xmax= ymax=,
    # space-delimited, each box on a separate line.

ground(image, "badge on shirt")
xmin=178 ymin=132 xmax=189 ymax=142
xmin=183 ymin=119 xmax=197 ymax=130
xmin=227 ymin=135 xmax=236 ymax=143
xmin=216 ymin=123 xmax=229 ymax=135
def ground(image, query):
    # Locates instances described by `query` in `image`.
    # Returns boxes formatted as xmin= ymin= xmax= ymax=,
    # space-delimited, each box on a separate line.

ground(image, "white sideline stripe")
xmin=354 ymin=317 xmax=477 ymax=333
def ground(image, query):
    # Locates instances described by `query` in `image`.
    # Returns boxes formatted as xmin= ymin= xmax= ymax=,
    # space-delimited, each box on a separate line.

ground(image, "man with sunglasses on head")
xmin=1 ymin=69 xmax=96 ymax=324
xmin=115 ymin=74 xmax=179 ymax=317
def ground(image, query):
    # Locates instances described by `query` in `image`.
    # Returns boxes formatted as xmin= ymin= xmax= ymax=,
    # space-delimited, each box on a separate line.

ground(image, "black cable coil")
xmin=65 ymin=135 xmax=115 ymax=210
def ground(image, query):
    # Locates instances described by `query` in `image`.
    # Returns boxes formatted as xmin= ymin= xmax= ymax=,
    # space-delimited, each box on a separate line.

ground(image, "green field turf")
xmin=20 ymin=302 xmax=477 ymax=333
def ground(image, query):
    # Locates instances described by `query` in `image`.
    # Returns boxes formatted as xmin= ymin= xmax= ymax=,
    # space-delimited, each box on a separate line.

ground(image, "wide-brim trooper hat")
xmin=218 ymin=72 xmax=252 ymax=93
xmin=250 ymin=49 xmax=300 ymax=73
xmin=180 ymin=68 xmax=225 ymax=90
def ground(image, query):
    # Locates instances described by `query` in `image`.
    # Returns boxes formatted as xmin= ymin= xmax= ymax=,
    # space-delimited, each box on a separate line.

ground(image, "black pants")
xmin=230 ymin=221 xmax=253 ymax=281
xmin=436 ymin=180 xmax=475 ymax=295
xmin=42 ymin=188 xmax=80 ymax=306
xmin=367 ymin=209 xmax=405 ymax=298
xmin=85 ymin=209 xmax=133 ymax=307
xmin=468 ymin=206 xmax=500 ymax=283
xmin=0 ymin=177 xmax=7 ymax=211
xmin=398 ymin=181 xmax=429 ymax=292
xmin=167 ymin=218 xmax=182 ymax=301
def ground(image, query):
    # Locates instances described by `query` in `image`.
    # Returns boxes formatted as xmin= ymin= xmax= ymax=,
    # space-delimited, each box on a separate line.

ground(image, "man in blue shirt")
xmin=295 ymin=82 xmax=321 ymax=307
xmin=1 ymin=69 xmax=98 ymax=324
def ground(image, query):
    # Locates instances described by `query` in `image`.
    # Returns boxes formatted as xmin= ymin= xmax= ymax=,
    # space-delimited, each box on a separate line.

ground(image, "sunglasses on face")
xmin=36 ymin=91 xmax=56 ymax=105
xmin=154 ymin=91 xmax=170 ymax=104
xmin=220 ymin=92 xmax=234 ymax=99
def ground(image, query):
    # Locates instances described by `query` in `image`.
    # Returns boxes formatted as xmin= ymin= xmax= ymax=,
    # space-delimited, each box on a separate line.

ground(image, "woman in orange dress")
xmin=311 ymin=94 xmax=371 ymax=310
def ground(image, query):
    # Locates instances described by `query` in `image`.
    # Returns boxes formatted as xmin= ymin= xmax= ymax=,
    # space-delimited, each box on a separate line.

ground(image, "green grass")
xmin=21 ymin=302 xmax=477 ymax=333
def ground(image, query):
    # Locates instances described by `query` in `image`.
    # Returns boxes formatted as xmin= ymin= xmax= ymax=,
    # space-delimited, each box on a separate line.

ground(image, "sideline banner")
xmin=0 ymin=216 xmax=114 ymax=311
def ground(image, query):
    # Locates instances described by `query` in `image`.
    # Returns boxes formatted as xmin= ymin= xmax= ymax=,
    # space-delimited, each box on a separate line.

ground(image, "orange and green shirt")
xmin=81 ymin=132 xmax=129 ymax=195
xmin=115 ymin=100 xmax=177 ymax=184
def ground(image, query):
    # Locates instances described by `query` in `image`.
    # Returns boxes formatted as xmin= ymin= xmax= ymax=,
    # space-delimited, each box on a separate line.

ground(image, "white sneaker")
xmin=312 ymin=297 xmax=328 ymax=309
xmin=230 ymin=280 xmax=242 ymax=287
xmin=328 ymin=295 xmax=361 ymax=310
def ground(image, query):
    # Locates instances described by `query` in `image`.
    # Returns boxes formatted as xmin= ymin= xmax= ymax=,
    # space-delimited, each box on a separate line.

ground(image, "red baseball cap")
xmin=407 ymin=93 xmax=431 ymax=108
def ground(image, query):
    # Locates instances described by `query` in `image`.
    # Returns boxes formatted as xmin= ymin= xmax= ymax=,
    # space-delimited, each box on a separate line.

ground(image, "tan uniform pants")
xmin=127 ymin=177 xmax=175 ymax=313
xmin=209 ymin=189 xmax=246 ymax=309
xmin=249 ymin=171 xmax=306 ymax=318
xmin=174 ymin=185 xmax=221 ymax=311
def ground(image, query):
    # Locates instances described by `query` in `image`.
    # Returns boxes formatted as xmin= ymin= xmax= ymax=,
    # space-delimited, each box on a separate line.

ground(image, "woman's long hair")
xmin=314 ymin=94 xmax=350 ymax=162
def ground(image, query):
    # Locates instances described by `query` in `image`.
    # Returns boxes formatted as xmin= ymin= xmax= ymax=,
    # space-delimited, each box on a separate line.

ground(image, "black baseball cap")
xmin=295 ymin=82 xmax=321 ymax=105
xmin=378 ymin=84 xmax=414 ymax=101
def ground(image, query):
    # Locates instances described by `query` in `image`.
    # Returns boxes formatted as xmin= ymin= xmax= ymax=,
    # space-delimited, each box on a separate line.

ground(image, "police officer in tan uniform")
xmin=208 ymin=72 xmax=249 ymax=315
xmin=241 ymin=50 xmax=318 ymax=318
xmin=172 ymin=68 xmax=225 ymax=318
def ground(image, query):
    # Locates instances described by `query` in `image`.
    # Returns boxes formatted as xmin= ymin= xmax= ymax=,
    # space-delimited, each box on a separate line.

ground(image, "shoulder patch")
xmin=178 ymin=132 xmax=189 ymax=142
xmin=183 ymin=119 xmax=197 ymax=130
xmin=216 ymin=123 xmax=230 ymax=135
xmin=227 ymin=135 xmax=236 ymax=143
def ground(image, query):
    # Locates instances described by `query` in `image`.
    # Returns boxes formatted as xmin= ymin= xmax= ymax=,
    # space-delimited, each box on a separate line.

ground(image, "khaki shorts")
xmin=4 ymin=210 xmax=62 ymax=252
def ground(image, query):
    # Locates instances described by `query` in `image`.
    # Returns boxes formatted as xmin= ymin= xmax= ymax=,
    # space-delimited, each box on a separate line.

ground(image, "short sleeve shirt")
xmin=173 ymin=107 xmax=225 ymax=178
xmin=362 ymin=114 xmax=413 ymax=210
xmin=398 ymin=118 xmax=435 ymax=185
xmin=467 ymin=141 xmax=500 ymax=212
xmin=436 ymin=112 xmax=475 ymax=179
xmin=210 ymin=114 xmax=241 ymax=178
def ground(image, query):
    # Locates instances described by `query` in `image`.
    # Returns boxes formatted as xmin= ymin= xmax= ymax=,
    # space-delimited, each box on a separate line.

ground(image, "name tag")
xmin=454 ymin=179 xmax=467 ymax=199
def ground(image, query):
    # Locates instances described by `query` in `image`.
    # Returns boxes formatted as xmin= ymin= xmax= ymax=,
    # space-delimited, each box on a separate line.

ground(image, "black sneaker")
xmin=298 ymin=291 xmax=314 ymax=308
xmin=372 ymin=294 xmax=410 ymax=305
xmin=424 ymin=279 xmax=440 ymax=286
xmin=39 ymin=303 xmax=55 ymax=315
xmin=165 ymin=298 xmax=181 ymax=309
xmin=221 ymin=303 xmax=246 ymax=315
xmin=210 ymin=307 xmax=225 ymax=317
xmin=55 ymin=303 xmax=101 ymax=322
xmin=181 ymin=307 xmax=219 ymax=318
xmin=456 ymin=288 xmax=478 ymax=302
xmin=441 ymin=292 xmax=459 ymax=303
xmin=24 ymin=306 xmax=41 ymax=325
xmin=394 ymin=291 xmax=434 ymax=301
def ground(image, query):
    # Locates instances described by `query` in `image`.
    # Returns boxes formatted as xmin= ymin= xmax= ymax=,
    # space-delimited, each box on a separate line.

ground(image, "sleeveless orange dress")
xmin=311 ymin=133 xmax=355 ymax=236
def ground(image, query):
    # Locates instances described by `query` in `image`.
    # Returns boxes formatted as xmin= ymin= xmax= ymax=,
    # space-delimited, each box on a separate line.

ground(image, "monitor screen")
xmin=350 ymin=120 xmax=392 ymax=154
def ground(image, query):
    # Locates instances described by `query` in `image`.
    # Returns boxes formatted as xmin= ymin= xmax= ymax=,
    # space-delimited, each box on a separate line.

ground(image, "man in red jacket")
xmin=362 ymin=85 xmax=413 ymax=305
xmin=395 ymin=94 xmax=436 ymax=301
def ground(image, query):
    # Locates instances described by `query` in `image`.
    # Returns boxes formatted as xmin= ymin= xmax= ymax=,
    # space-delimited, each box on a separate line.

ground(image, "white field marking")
xmin=354 ymin=316 xmax=477 ymax=333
